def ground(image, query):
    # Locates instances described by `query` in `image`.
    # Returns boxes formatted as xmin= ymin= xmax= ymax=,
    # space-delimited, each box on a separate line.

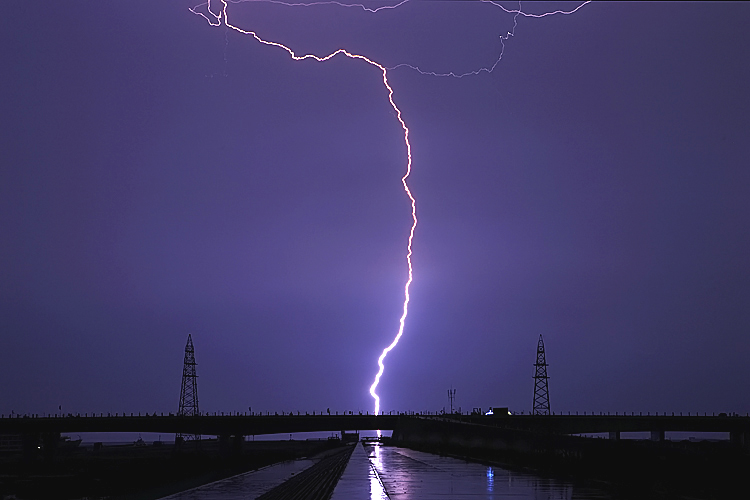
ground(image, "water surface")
xmin=361 ymin=444 xmax=612 ymax=499
xmin=159 ymin=443 xmax=613 ymax=499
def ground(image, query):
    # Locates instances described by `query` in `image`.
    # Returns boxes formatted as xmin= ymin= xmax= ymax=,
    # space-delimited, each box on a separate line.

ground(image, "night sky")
xmin=1 ymin=1 xmax=749 ymax=419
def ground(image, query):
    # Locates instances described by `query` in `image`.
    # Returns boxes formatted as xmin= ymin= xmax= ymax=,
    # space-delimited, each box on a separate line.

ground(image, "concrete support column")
xmin=232 ymin=434 xmax=244 ymax=455
xmin=219 ymin=433 xmax=231 ymax=457
xmin=730 ymin=431 xmax=750 ymax=453
xmin=650 ymin=430 xmax=665 ymax=442
xmin=42 ymin=432 xmax=60 ymax=462
xmin=608 ymin=431 xmax=621 ymax=440
xmin=219 ymin=434 xmax=243 ymax=457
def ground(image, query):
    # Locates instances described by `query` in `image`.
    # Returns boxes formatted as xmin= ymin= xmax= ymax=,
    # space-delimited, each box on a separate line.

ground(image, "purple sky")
xmin=1 ymin=1 xmax=749 ymax=418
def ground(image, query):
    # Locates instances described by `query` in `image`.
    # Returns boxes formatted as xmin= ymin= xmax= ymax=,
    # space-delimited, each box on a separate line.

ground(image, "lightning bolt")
xmin=191 ymin=0 xmax=414 ymax=417
xmin=387 ymin=0 xmax=592 ymax=78
xmin=220 ymin=0 xmax=411 ymax=14
xmin=191 ymin=0 xmax=589 ymax=417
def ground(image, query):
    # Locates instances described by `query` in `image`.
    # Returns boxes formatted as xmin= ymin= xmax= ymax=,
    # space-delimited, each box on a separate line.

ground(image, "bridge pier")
xmin=219 ymin=434 xmax=244 ymax=457
xmin=233 ymin=434 xmax=244 ymax=455
xmin=219 ymin=434 xmax=230 ymax=456
xmin=730 ymin=430 xmax=750 ymax=453
xmin=650 ymin=430 xmax=665 ymax=442
xmin=608 ymin=431 xmax=620 ymax=440
xmin=42 ymin=432 xmax=60 ymax=461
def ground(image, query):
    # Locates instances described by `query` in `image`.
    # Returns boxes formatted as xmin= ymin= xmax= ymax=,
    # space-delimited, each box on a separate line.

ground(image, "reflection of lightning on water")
xmin=190 ymin=0 xmax=589 ymax=416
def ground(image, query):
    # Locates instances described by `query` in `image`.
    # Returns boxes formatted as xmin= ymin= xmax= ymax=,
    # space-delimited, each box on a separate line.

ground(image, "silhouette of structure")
xmin=532 ymin=334 xmax=551 ymax=415
xmin=177 ymin=334 xmax=200 ymax=441
xmin=448 ymin=387 xmax=456 ymax=414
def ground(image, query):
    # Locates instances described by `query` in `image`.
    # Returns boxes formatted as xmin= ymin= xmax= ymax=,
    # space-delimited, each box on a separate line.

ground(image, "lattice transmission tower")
xmin=177 ymin=334 xmax=200 ymax=442
xmin=532 ymin=334 xmax=551 ymax=415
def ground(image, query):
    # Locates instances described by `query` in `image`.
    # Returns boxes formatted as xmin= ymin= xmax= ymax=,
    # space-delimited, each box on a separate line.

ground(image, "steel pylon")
xmin=532 ymin=334 xmax=551 ymax=415
xmin=177 ymin=334 xmax=200 ymax=441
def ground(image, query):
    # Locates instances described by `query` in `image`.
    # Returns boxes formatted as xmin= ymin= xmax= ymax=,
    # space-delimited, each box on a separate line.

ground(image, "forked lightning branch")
xmin=190 ymin=0 xmax=588 ymax=415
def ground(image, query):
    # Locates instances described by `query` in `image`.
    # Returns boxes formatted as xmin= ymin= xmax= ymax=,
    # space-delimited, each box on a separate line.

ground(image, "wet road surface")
xmin=333 ymin=443 xmax=613 ymax=499
xmin=159 ymin=443 xmax=613 ymax=499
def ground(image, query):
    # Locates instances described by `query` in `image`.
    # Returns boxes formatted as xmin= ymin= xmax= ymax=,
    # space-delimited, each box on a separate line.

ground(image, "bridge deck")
xmin=1 ymin=413 xmax=748 ymax=437
xmin=0 ymin=414 xmax=398 ymax=436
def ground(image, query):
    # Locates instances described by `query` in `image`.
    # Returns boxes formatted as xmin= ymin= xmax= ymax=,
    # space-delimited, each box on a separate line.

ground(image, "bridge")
xmin=0 ymin=413 xmax=398 ymax=437
xmin=460 ymin=413 xmax=750 ymax=443
xmin=2 ymin=412 xmax=749 ymax=445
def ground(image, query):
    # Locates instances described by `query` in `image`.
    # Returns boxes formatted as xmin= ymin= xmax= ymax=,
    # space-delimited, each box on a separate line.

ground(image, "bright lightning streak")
xmin=191 ymin=0 xmax=590 ymax=417
xmin=210 ymin=0 xmax=591 ymax=18
xmin=204 ymin=0 xmax=592 ymax=79
xmin=226 ymin=0 xmax=410 ymax=13
xmin=487 ymin=0 xmax=591 ymax=18
xmin=191 ymin=0 xmax=415 ymax=416
xmin=190 ymin=0 xmax=408 ymax=21
xmin=388 ymin=0 xmax=592 ymax=78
